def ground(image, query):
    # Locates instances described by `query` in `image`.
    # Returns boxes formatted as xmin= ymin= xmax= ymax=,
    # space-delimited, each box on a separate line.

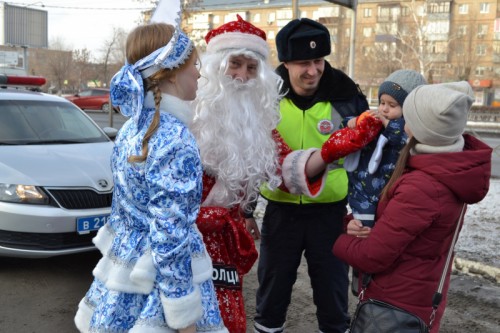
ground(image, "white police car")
xmin=0 ymin=75 xmax=115 ymax=258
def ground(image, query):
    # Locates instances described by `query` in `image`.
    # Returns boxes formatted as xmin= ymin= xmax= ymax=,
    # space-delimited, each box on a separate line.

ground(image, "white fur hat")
xmin=205 ymin=14 xmax=269 ymax=59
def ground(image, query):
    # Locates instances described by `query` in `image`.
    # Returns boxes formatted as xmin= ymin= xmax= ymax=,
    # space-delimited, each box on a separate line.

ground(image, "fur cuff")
xmin=282 ymin=148 xmax=326 ymax=197
xmin=161 ymin=286 xmax=203 ymax=329
xmin=192 ymin=250 xmax=213 ymax=284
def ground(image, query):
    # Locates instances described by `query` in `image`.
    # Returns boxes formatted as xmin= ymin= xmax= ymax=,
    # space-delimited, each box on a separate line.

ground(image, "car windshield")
xmin=0 ymin=100 xmax=110 ymax=145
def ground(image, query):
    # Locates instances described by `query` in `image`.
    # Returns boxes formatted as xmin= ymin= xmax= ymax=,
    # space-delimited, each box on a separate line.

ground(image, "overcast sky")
xmin=7 ymin=0 xmax=153 ymax=53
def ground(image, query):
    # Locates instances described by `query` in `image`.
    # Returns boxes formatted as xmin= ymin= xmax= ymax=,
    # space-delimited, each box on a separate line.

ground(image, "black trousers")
xmin=254 ymin=200 xmax=350 ymax=333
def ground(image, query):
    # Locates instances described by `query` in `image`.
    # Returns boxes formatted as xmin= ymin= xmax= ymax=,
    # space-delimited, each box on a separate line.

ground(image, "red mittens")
xmin=321 ymin=114 xmax=383 ymax=164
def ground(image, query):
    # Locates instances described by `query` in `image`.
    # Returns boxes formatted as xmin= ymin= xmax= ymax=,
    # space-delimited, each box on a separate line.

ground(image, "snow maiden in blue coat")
xmin=74 ymin=14 xmax=227 ymax=333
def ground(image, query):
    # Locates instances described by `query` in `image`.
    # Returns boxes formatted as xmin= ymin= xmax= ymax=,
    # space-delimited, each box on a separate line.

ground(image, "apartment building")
xmin=185 ymin=0 xmax=500 ymax=106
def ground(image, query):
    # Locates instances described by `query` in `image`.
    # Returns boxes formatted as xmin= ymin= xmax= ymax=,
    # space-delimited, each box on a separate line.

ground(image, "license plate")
xmin=76 ymin=214 xmax=109 ymax=234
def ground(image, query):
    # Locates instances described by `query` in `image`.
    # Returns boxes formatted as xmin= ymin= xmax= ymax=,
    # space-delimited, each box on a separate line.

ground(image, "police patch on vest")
xmin=212 ymin=263 xmax=241 ymax=289
xmin=317 ymin=119 xmax=334 ymax=135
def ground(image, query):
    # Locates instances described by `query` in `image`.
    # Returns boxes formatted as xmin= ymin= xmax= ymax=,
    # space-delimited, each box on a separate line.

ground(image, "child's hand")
xmin=368 ymin=109 xmax=389 ymax=128
xmin=346 ymin=219 xmax=371 ymax=238
xmin=347 ymin=117 xmax=357 ymax=129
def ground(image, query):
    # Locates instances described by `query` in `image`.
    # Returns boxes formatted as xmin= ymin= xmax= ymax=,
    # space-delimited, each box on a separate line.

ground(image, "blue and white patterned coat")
xmin=75 ymin=93 xmax=227 ymax=333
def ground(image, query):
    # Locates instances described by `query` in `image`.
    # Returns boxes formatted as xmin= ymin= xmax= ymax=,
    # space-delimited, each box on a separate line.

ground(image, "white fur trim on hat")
xmin=206 ymin=32 xmax=269 ymax=59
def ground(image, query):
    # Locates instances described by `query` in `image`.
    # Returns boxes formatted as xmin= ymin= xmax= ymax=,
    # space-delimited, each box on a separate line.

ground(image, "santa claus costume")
xmin=192 ymin=15 xmax=283 ymax=333
xmin=191 ymin=15 xmax=380 ymax=333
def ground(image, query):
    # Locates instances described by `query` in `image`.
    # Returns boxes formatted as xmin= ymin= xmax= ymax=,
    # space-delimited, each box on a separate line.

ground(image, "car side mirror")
xmin=102 ymin=127 xmax=118 ymax=140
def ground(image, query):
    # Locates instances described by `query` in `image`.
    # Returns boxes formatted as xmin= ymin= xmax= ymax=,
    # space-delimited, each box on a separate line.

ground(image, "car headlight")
xmin=0 ymin=184 xmax=49 ymax=204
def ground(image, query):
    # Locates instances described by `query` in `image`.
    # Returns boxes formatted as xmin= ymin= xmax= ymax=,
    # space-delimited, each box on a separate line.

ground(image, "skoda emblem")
xmin=317 ymin=119 xmax=334 ymax=135
xmin=310 ymin=41 xmax=317 ymax=49
xmin=98 ymin=179 xmax=109 ymax=188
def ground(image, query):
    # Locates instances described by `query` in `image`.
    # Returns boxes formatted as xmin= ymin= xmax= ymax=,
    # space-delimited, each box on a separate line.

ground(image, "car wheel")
xmin=101 ymin=103 xmax=110 ymax=113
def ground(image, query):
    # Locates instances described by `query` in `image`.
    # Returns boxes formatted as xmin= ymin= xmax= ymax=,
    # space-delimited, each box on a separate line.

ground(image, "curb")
xmin=453 ymin=257 xmax=500 ymax=284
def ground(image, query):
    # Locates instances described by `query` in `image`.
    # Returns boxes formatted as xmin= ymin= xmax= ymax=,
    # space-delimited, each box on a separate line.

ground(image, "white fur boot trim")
xmin=74 ymin=298 xmax=93 ymax=333
xmin=161 ymin=286 xmax=203 ymax=330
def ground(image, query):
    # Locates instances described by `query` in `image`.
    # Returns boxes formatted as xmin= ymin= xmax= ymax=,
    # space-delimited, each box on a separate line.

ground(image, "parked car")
xmin=0 ymin=74 xmax=115 ymax=258
xmin=65 ymin=88 xmax=116 ymax=112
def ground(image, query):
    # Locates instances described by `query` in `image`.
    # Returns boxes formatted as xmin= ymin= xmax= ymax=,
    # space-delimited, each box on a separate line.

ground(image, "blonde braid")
xmin=128 ymin=83 xmax=162 ymax=163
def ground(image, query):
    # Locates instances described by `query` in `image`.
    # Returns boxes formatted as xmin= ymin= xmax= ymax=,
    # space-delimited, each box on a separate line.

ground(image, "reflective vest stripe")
xmin=261 ymin=99 xmax=348 ymax=204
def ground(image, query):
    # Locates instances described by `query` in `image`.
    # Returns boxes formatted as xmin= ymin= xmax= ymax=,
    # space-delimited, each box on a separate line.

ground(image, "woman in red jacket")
xmin=333 ymin=81 xmax=492 ymax=333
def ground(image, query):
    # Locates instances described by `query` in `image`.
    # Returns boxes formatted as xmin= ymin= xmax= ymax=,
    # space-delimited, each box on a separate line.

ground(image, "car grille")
xmin=0 ymin=229 xmax=97 ymax=250
xmin=46 ymin=189 xmax=113 ymax=209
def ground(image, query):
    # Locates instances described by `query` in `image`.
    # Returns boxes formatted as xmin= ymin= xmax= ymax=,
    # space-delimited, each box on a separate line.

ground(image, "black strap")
xmin=358 ymin=203 xmax=467 ymax=328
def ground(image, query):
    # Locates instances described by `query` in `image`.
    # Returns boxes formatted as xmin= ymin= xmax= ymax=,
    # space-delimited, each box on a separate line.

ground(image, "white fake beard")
xmin=192 ymin=74 xmax=282 ymax=211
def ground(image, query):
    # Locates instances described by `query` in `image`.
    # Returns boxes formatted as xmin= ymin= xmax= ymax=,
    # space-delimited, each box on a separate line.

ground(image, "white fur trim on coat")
xmin=161 ymin=286 xmax=203 ymax=329
xmin=92 ymin=224 xmax=155 ymax=295
xmin=74 ymin=298 xmax=93 ymax=333
xmin=282 ymin=148 xmax=327 ymax=198
xmin=92 ymin=222 xmax=114 ymax=255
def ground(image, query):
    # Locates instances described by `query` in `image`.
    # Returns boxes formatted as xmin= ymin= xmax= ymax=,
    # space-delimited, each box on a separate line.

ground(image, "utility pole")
xmin=292 ymin=0 xmax=299 ymax=19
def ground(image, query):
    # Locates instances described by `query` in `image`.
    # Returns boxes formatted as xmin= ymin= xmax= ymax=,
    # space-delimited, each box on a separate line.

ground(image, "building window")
xmin=213 ymin=15 xmax=220 ymax=24
xmin=493 ymin=41 xmax=500 ymax=54
xmin=458 ymin=4 xmax=468 ymax=14
xmin=364 ymin=8 xmax=372 ymax=17
xmin=478 ymin=24 xmax=488 ymax=38
xmin=428 ymin=2 xmax=450 ymax=13
xmin=267 ymin=31 xmax=275 ymax=39
xmin=475 ymin=67 xmax=485 ymax=76
xmin=430 ymin=41 xmax=448 ymax=54
xmin=480 ymin=3 xmax=490 ymax=14
xmin=363 ymin=27 xmax=372 ymax=37
xmin=458 ymin=25 xmax=467 ymax=36
xmin=427 ymin=20 xmax=450 ymax=34
xmin=268 ymin=12 xmax=276 ymax=24
xmin=253 ymin=13 xmax=261 ymax=23
xmin=363 ymin=46 xmax=372 ymax=57
xmin=401 ymin=6 xmax=410 ymax=16
xmin=276 ymin=9 xmax=293 ymax=20
xmin=476 ymin=44 xmax=487 ymax=56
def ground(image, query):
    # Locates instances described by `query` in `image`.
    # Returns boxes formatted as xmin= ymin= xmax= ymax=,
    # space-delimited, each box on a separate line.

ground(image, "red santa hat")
xmin=205 ymin=14 xmax=269 ymax=59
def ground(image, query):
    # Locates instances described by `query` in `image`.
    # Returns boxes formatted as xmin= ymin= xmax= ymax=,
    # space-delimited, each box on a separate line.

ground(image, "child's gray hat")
xmin=378 ymin=69 xmax=427 ymax=106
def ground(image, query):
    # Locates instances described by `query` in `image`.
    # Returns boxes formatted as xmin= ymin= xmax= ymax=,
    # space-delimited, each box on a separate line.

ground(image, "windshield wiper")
xmin=23 ymin=140 xmax=87 ymax=145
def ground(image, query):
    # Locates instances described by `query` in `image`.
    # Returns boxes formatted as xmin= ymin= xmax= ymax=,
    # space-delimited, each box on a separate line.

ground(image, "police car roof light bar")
xmin=0 ymin=74 xmax=46 ymax=87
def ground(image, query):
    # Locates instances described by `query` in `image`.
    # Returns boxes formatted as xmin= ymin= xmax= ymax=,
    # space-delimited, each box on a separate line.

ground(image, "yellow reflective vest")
xmin=261 ymin=98 xmax=349 ymax=204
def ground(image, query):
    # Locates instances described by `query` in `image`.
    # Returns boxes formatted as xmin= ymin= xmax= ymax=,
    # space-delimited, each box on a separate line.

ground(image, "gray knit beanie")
xmin=403 ymin=81 xmax=474 ymax=151
xmin=378 ymin=69 xmax=427 ymax=106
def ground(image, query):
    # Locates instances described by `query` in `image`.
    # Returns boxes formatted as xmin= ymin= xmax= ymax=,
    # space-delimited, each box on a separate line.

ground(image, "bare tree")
xmin=357 ymin=0 xmax=455 ymax=84
xmin=449 ymin=15 xmax=482 ymax=81
xmin=48 ymin=37 xmax=74 ymax=94
xmin=72 ymin=49 xmax=94 ymax=91
xmin=99 ymin=27 xmax=128 ymax=87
